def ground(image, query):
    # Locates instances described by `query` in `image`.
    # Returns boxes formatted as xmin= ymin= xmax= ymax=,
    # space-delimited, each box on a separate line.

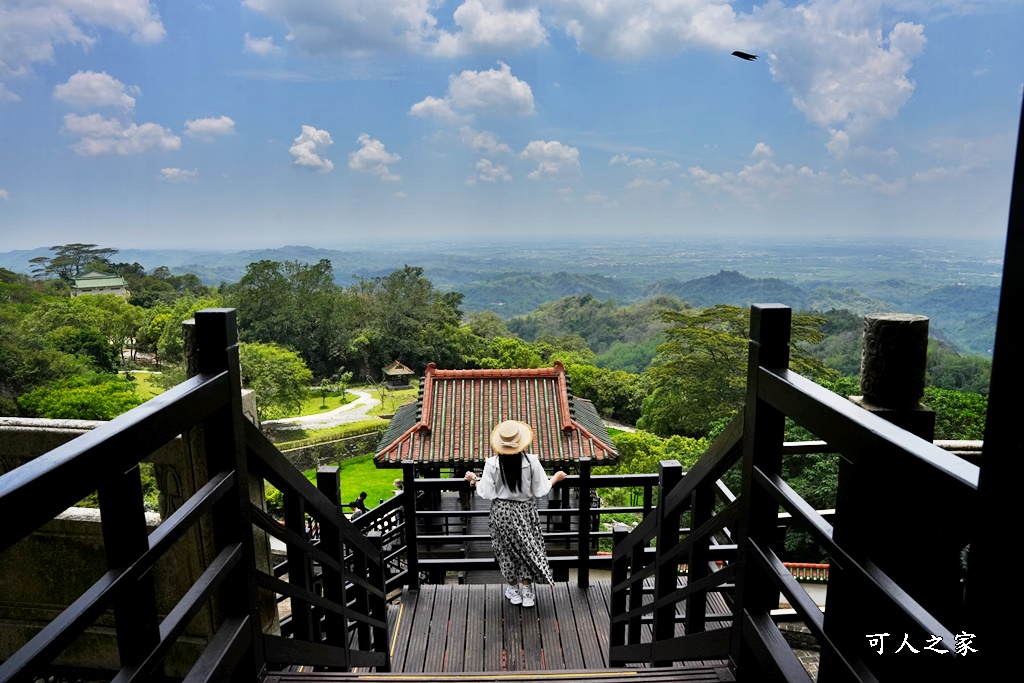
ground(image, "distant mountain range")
xmin=1 ymin=239 xmax=1002 ymax=356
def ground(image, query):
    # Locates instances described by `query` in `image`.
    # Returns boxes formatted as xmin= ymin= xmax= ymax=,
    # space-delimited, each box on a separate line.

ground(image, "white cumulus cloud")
xmin=0 ymin=188 xmax=9 ymax=201
xmin=244 ymin=33 xmax=283 ymax=55
xmin=547 ymin=1 xmax=928 ymax=153
xmin=411 ymin=62 xmax=534 ymax=121
xmin=470 ymin=158 xmax=512 ymax=184
xmin=185 ymin=116 xmax=236 ymax=140
xmin=62 ymin=113 xmax=180 ymax=156
xmin=160 ymin=168 xmax=199 ymax=183
xmin=53 ymin=71 xmax=139 ymax=111
xmin=760 ymin=5 xmax=927 ymax=151
xmin=410 ymin=96 xmax=460 ymax=122
xmin=348 ymin=133 xmax=401 ymax=181
xmin=242 ymin=0 xmax=438 ymax=56
xmin=688 ymin=155 xmax=831 ymax=202
xmin=0 ymin=83 xmax=21 ymax=103
xmin=290 ymin=125 xmax=334 ymax=172
xmin=610 ymin=153 xmax=656 ymax=169
xmin=460 ymin=127 xmax=513 ymax=155
xmin=625 ymin=178 xmax=671 ymax=191
xmin=839 ymin=170 xmax=907 ymax=196
xmin=0 ymin=1 xmax=164 ymax=100
xmin=434 ymin=0 xmax=547 ymax=57
xmin=520 ymin=140 xmax=580 ymax=181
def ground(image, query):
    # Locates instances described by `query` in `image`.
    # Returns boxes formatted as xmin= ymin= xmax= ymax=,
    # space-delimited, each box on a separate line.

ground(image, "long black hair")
xmin=498 ymin=453 xmax=525 ymax=493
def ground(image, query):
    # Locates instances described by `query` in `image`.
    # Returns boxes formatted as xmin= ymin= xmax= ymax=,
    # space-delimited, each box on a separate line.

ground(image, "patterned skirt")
xmin=488 ymin=497 xmax=554 ymax=584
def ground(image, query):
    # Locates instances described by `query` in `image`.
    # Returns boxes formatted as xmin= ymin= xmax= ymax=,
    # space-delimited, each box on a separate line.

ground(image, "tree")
xmin=921 ymin=387 xmax=988 ymax=440
xmin=30 ymin=244 xmax=119 ymax=282
xmin=470 ymin=336 xmax=544 ymax=369
xmin=467 ymin=310 xmax=511 ymax=339
xmin=639 ymin=304 xmax=834 ymax=437
xmin=350 ymin=265 xmax=466 ymax=376
xmin=155 ymin=296 xmax=221 ymax=364
xmin=564 ymin=362 xmax=650 ymax=424
xmin=239 ymin=342 xmax=313 ymax=420
xmin=224 ymin=259 xmax=351 ymax=378
xmin=18 ymin=373 xmax=144 ymax=420
xmin=926 ymin=341 xmax=991 ymax=394
xmin=318 ymin=377 xmax=332 ymax=408
xmin=47 ymin=327 xmax=120 ymax=372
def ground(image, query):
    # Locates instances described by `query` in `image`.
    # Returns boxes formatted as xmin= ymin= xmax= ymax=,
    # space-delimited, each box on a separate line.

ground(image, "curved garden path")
xmin=261 ymin=389 xmax=382 ymax=430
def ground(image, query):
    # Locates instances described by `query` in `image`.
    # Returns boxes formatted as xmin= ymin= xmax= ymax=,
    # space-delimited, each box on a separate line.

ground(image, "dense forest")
xmin=2 ymin=244 xmax=990 ymax=438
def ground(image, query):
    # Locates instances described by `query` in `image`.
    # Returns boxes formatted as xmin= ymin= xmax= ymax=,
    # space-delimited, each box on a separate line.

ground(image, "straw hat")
xmin=490 ymin=420 xmax=534 ymax=455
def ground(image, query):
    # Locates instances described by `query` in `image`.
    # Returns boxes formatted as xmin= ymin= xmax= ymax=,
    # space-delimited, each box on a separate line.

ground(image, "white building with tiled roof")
xmin=71 ymin=270 xmax=128 ymax=298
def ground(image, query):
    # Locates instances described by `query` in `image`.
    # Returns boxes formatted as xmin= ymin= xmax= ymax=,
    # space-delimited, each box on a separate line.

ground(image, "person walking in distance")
xmin=464 ymin=420 xmax=567 ymax=607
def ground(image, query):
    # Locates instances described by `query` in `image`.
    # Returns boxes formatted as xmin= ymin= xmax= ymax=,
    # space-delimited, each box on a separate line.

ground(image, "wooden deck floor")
xmin=384 ymin=580 xmax=732 ymax=675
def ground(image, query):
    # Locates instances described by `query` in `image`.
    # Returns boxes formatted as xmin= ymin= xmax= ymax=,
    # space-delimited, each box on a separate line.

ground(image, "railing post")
xmin=284 ymin=492 xmax=315 ymax=642
xmin=608 ymin=523 xmax=630 ymax=666
xmin=685 ymin=473 xmax=715 ymax=635
xmin=195 ymin=308 xmax=265 ymax=674
xmin=316 ymin=466 xmax=349 ymax=664
xmin=652 ymin=459 xmax=683 ymax=666
xmin=367 ymin=531 xmax=391 ymax=671
xmin=353 ymin=534 xmax=372 ymax=650
xmin=628 ymin=540 xmax=644 ymax=648
xmin=730 ymin=304 xmax=790 ymax=674
xmin=402 ymin=460 xmax=420 ymax=590
xmin=576 ymin=457 xmax=592 ymax=588
xmin=99 ymin=465 xmax=162 ymax=674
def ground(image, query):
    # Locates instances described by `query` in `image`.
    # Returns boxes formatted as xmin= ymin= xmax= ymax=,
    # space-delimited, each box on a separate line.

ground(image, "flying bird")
xmin=732 ymin=51 xmax=758 ymax=61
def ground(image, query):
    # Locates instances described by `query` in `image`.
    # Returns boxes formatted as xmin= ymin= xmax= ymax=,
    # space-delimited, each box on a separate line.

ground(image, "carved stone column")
xmin=850 ymin=313 xmax=935 ymax=437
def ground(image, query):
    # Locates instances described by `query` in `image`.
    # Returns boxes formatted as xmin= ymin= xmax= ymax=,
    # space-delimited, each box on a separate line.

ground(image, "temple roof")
xmin=375 ymin=361 xmax=618 ymax=468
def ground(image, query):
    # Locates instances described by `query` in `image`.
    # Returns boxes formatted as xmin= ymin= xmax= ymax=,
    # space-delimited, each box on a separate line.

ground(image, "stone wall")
xmin=280 ymin=431 xmax=384 ymax=471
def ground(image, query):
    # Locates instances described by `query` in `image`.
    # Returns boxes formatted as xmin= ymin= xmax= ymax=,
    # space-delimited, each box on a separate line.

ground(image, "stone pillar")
xmin=850 ymin=313 xmax=935 ymax=438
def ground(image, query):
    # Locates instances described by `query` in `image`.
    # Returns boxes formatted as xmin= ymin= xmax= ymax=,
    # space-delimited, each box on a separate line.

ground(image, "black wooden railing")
xmin=0 ymin=309 xmax=389 ymax=682
xmin=608 ymin=305 xmax=982 ymax=681
xmin=338 ymin=458 xmax=664 ymax=591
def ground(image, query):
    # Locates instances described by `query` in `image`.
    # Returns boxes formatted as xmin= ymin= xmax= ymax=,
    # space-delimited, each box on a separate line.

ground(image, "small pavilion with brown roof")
xmin=374 ymin=361 xmax=618 ymax=471
xmin=382 ymin=360 xmax=415 ymax=389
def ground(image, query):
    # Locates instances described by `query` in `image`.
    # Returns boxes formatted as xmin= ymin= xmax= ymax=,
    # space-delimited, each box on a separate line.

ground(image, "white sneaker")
xmin=521 ymin=584 xmax=535 ymax=608
xmin=505 ymin=585 xmax=522 ymax=605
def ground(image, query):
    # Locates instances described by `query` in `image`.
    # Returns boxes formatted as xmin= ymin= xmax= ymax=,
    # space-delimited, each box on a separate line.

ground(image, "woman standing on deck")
xmin=464 ymin=420 xmax=567 ymax=607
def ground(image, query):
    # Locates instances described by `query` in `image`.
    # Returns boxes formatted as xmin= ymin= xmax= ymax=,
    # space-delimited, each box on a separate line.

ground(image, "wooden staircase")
xmin=265 ymin=667 xmax=734 ymax=682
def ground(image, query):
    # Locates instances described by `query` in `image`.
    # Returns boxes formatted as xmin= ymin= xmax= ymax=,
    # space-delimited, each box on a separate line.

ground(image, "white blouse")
xmin=475 ymin=453 xmax=553 ymax=501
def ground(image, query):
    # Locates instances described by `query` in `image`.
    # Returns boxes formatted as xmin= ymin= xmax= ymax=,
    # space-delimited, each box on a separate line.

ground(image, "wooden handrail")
xmin=0 ymin=372 xmax=228 ymax=548
xmin=0 ymin=309 xmax=392 ymax=681
xmin=608 ymin=303 xmax=982 ymax=678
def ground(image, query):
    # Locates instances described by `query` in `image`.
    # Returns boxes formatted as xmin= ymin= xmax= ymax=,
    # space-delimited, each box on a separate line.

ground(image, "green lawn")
xmin=267 ymin=453 xmax=399 ymax=517
xmin=121 ymin=371 xmax=164 ymax=400
xmin=294 ymin=390 xmax=354 ymax=417
xmin=314 ymin=453 xmax=399 ymax=509
xmin=364 ymin=385 xmax=418 ymax=416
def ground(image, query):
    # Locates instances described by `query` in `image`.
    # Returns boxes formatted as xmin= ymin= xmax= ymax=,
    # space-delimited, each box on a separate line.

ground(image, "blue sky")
xmin=1 ymin=1 xmax=1022 ymax=251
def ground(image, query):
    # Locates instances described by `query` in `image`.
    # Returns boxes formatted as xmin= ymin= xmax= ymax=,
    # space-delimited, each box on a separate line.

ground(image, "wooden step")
xmin=264 ymin=666 xmax=735 ymax=682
